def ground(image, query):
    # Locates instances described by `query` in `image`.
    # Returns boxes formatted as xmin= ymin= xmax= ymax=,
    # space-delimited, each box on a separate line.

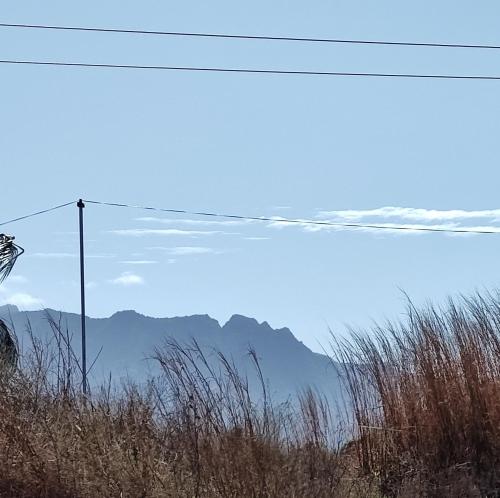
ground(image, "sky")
xmin=1 ymin=1 xmax=500 ymax=352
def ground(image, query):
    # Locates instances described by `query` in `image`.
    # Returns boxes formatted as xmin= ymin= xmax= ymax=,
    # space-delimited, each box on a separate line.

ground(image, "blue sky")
xmin=1 ymin=1 xmax=500 ymax=351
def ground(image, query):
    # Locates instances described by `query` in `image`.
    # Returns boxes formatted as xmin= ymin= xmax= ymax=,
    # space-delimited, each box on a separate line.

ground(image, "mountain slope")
xmin=0 ymin=305 xmax=342 ymax=404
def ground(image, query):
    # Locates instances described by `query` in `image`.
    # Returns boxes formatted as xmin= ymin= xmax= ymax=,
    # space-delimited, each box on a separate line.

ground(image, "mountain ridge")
xmin=0 ymin=305 xmax=342 ymax=405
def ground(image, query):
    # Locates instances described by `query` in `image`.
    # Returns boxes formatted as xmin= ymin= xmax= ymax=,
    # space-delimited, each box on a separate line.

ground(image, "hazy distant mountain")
xmin=0 ymin=305 xmax=343 ymax=405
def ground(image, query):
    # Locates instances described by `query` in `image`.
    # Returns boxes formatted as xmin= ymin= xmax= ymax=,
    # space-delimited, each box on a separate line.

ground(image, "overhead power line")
xmin=2 ymin=59 xmax=500 ymax=81
xmin=1 ymin=22 xmax=500 ymax=51
xmin=0 ymin=201 xmax=74 ymax=227
xmin=1 ymin=198 xmax=498 ymax=234
xmin=83 ymin=199 xmax=500 ymax=234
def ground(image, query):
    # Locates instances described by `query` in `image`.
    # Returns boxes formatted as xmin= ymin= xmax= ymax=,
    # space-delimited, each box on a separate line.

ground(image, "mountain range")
xmin=0 ymin=305 xmax=343 ymax=405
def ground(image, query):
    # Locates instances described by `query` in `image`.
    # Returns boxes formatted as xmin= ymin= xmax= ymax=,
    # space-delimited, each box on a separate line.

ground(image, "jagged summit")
xmin=224 ymin=314 xmax=260 ymax=330
xmin=0 ymin=307 xmax=342 ymax=404
xmin=110 ymin=309 xmax=144 ymax=319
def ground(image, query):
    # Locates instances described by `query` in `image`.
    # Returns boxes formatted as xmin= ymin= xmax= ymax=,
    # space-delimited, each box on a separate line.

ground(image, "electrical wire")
xmin=0 ymin=201 xmax=74 ymax=227
xmin=1 ymin=22 xmax=499 ymax=51
xmin=1 ymin=59 xmax=500 ymax=81
xmin=83 ymin=199 xmax=500 ymax=234
xmin=1 ymin=199 xmax=498 ymax=235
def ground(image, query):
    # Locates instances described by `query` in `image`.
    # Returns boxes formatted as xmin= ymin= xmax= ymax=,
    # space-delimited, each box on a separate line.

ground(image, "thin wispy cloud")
xmin=147 ymin=246 xmax=218 ymax=256
xmin=0 ymin=292 xmax=44 ymax=310
xmin=109 ymin=272 xmax=145 ymax=286
xmin=119 ymin=260 xmax=158 ymax=265
xmin=30 ymin=252 xmax=76 ymax=258
xmin=326 ymin=223 xmax=500 ymax=235
xmin=30 ymin=252 xmax=115 ymax=259
xmin=168 ymin=247 xmax=218 ymax=256
xmin=266 ymin=217 xmax=310 ymax=229
xmin=135 ymin=216 xmax=247 ymax=227
xmin=109 ymin=229 xmax=222 ymax=237
xmin=266 ymin=207 xmax=500 ymax=236
xmin=318 ymin=207 xmax=500 ymax=223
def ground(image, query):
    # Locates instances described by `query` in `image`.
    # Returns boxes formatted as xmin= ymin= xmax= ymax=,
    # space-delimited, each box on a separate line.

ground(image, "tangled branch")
xmin=0 ymin=234 xmax=24 ymax=284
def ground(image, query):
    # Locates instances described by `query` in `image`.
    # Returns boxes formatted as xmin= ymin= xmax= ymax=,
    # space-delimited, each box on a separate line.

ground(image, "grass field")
xmin=0 ymin=292 xmax=498 ymax=497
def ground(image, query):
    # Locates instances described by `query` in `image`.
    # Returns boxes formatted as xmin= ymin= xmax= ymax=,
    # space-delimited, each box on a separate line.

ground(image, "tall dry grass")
xmin=0 ymin=319 xmax=356 ymax=497
xmin=336 ymin=292 xmax=500 ymax=497
xmin=1 ymin=291 xmax=499 ymax=497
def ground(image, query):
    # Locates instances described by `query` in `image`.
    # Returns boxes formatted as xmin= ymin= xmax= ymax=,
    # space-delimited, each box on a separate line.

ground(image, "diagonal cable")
xmin=0 ymin=201 xmax=75 ymax=227
xmin=83 ymin=199 xmax=500 ymax=234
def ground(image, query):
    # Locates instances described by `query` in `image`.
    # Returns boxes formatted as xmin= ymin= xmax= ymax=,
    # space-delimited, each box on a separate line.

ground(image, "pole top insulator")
xmin=77 ymin=199 xmax=85 ymax=208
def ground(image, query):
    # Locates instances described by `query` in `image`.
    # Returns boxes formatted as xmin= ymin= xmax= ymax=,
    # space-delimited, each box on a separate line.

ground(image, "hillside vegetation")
xmin=0 ymin=292 xmax=498 ymax=497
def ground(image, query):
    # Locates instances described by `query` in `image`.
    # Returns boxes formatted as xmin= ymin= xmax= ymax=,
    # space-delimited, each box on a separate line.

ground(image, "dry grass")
xmin=0 ymin=291 xmax=499 ymax=496
xmin=336 ymin=292 xmax=500 ymax=497
xmin=0 ymin=324 xmax=357 ymax=497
